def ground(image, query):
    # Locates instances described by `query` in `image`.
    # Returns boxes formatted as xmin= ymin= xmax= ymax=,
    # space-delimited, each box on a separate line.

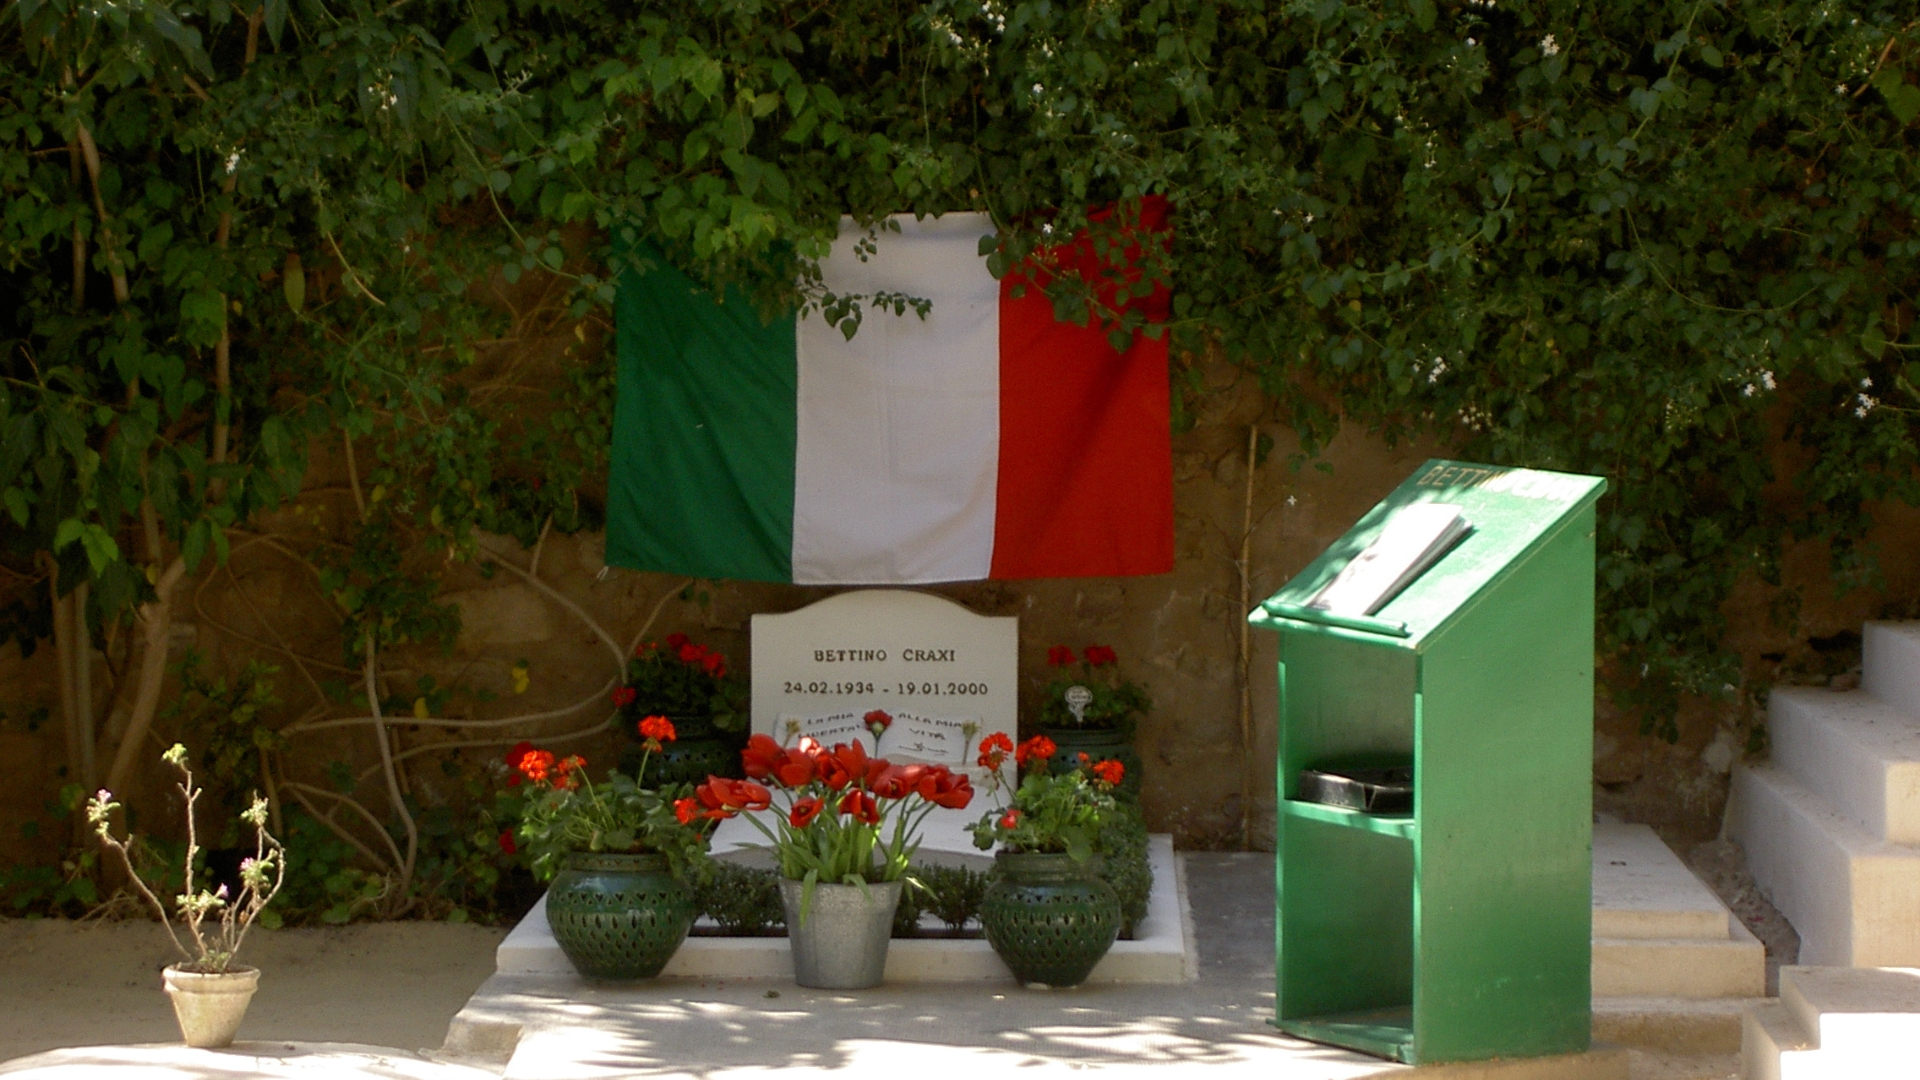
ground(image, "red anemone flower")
xmin=838 ymin=789 xmax=880 ymax=825
xmin=699 ymin=776 xmax=772 ymax=813
xmin=918 ymin=768 xmax=974 ymax=809
xmin=870 ymin=764 xmax=918 ymax=800
xmin=774 ymin=750 xmax=816 ymax=788
xmin=741 ymin=734 xmax=786 ymax=780
xmin=789 ymin=797 xmax=824 ymax=828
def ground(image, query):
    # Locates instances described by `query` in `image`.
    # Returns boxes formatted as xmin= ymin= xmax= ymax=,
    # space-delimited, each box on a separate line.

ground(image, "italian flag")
xmin=606 ymin=201 xmax=1173 ymax=585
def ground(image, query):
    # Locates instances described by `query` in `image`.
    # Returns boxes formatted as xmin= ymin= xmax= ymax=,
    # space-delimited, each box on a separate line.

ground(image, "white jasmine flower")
xmin=1541 ymin=35 xmax=1560 ymax=57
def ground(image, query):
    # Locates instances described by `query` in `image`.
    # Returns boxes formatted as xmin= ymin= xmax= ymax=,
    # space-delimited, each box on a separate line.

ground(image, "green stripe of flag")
xmin=606 ymin=251 xmax=796 ymax=582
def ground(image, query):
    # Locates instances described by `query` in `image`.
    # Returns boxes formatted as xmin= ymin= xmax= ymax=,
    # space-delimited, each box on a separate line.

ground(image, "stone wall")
xmin=5 ymin=348 xmax=1919 ymax=864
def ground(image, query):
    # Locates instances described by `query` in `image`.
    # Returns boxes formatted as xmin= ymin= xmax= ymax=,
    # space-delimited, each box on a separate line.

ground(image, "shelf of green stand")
xmin=1279 ymin=799 xmax=1417 ymax=841
xmin=1250 ymin=459 xmax=1606 ymax=1067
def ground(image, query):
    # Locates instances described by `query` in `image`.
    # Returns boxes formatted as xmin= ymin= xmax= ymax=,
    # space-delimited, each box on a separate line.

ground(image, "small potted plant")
xmin=695 ymin=724 xmax=974 ymax=989
xmin=511 ymin=716 xmax=716 ymax=979
xmin=1035 ymin=644 xmax=1150 ymax=797
xmin=613 ymin=632 xmax=746 ymax=786
xmin=88 ymin=744 xmax=286 ymax=1048
xmin=970 ymin=733 xmax=1126 ymax=988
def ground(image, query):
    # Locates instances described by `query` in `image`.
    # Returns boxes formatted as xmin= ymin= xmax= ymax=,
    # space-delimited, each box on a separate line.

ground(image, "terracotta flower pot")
xmin=161 ymin=964 xmax=260 ymax=1048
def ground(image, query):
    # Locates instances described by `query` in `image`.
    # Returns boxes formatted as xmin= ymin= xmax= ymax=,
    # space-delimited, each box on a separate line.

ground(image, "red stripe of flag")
xmin=991 ymin=197 xmax=1175 ymax=579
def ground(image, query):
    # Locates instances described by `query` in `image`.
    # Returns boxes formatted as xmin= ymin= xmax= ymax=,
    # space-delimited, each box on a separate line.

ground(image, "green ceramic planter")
xmin=545 ymin=852 xmax=696 ymax=979
xmin=1036 ymin=725 xmax=1143 ymax=799
xmin=980 ymin=851 xmax=1121 ymax=988
xmin=619 ymin=715 xmax=740 ymax=788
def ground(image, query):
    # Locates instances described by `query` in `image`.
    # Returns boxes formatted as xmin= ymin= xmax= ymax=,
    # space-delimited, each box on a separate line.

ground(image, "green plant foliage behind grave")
xmin=5 ymin=2 xmax=1920 ymax=896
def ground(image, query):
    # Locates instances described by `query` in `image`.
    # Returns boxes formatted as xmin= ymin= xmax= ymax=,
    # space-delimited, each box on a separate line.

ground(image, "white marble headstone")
xmin=750 ymin=589 xmax=1017 ymax=766
xmin=710 ymin=589 xmax=1017 ymax=866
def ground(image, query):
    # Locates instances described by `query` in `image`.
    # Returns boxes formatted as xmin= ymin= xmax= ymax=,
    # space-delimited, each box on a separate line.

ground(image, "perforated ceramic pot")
xmin=545 ymin=852 xmax=696 ymax=979
xmin=1035 ymin=726 xmax=1143 ymax=800
xmin=980 ymin=851 xmax=1121 ymax=988
xmin=619 ymin=716 xmax=740 ymax=788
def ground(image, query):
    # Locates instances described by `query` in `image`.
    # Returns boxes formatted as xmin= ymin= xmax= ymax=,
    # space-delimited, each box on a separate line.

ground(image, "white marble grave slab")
xmin=709 ymin=590 xmax=1017 ymax=861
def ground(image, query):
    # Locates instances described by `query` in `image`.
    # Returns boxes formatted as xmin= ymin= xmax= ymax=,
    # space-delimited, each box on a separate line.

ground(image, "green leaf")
xmin=283 ymin=253 xmax=306 ymax=314
xmin=1407 ymin=0 xmax=1435 ymax=32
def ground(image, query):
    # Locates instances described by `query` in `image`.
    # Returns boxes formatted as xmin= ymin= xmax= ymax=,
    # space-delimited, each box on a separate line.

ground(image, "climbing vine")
xmin=2 ymin=0 xmax=1919 ymax=894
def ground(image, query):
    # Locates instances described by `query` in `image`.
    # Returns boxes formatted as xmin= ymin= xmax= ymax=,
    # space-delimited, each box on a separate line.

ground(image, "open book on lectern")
xmin=777 ymin=711 xmax=981 ymax=768
xmin=1307 ymin=503 xmax=1473 ymax=617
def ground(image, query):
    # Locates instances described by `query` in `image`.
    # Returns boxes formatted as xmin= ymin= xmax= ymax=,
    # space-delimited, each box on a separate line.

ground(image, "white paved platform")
xmin=449 ymin=854 xmax=1628 ymax=1079
xmin=498 ymin=835 xmax=1194 ymax=982
xmin=0 ymin=1042 xmax=497 ymax=1079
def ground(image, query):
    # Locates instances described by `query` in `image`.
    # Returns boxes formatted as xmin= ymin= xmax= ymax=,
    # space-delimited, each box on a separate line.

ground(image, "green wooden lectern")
xmin=1247 ymin=460 xmax=1606 ymax=1065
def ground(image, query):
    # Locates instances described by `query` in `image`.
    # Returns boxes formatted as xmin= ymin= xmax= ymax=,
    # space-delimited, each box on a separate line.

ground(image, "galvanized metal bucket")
xmin=779 ymin=878 xmax=900 ymax=990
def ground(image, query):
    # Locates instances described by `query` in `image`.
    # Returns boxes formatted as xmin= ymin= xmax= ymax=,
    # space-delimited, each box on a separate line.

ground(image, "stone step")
xmin=1780 ymin=965 xmax=1920 ymax=1058
xmin=1591 ymin=997 xmax=1759 ymax=1055
xmin=1727 ymin=764 xmax=1920 ymax=967
xmin=1592 ymin=929 xmax=1764 ymax=999
xmin=1769 ymin=687 xmax=1920 ymax=843
xmin=1740 ymin=1000 xmax=1815 ymax=1080
xmin=1591 ymin=822 xmax=1738 ymax=940
xmin=1862 ymin=621 xmax=1920 ymax=716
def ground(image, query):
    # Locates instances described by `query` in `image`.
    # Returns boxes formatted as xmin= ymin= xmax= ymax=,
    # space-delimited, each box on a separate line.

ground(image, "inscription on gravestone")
xmin=750 ymin=590 xmax=1017 ymax=770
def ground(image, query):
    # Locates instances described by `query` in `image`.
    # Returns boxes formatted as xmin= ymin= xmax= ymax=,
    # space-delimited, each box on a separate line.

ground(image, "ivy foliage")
xmin=2 ymin=0 xmax=1919 ymax=740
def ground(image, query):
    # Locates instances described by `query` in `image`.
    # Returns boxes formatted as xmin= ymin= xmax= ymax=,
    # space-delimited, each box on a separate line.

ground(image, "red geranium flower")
xmin=998 ymin=808 xmax=1022 ymax=829
xmin=674 ymin=797 xmax=700 ymax=825
xmin=1014 ymin=736 xmax=1056 ymax=767
xmin=611 ymin=686 xmax=637 ymax=708
xmin=639 ymin=715 xmax=677 ymax=745
xmin=976 ymin=732 xmax=1013 ymax=770
xmin=702 ymin=652 xmax=727 ymax=678
xmin=918 ymin=768 xmax=974 ymax=810
xmin=838 ymin=789 xmax=880 ymax=825
xmin=517 ymin=749 xmax=556 ymax=783
xmin=666 ymin=632 xmax=690 ymax=649
xmin=498 ymin=830 xmax=518 ymax=856
xmin=789 ymin=797 xmax=824 ymax=828
xmin=1047 ymin=645 xmax=1075 ymax=667
xmin=1084 ymin=645 xmax=1118 ymax=667
xmin=677 ymin=642 xmax=706 ymax=664
xmin=1092 ymin=760 xmax=1125 ymax=786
